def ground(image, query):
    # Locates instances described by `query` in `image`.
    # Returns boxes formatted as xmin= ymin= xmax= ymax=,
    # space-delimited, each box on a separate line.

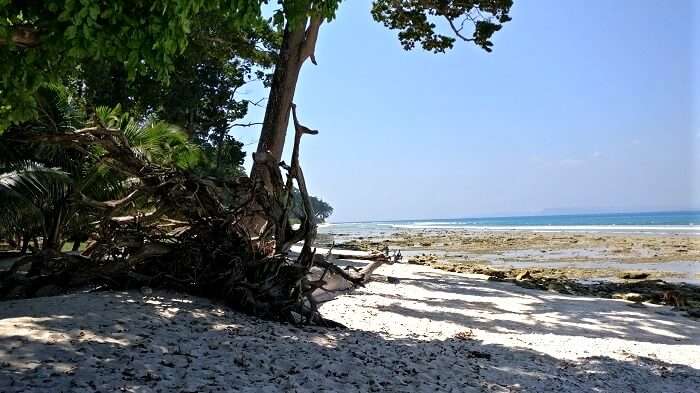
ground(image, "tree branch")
xmin=247 ymin=97 xmax=267 ymax=108
xmin=301 ymin=16 xmax=323 ymax=65
xmin=312 ymin=258 xmax=366 ymax=286
xmin=0 ymin=26 xmax=40 ymax=48
xmin=230 ymin=122 xmax=263 ymax=128
xmin=76 ymin=189 xmax=142 ymax=210
xmin=445 ymin=17 xmax=475 ymax=42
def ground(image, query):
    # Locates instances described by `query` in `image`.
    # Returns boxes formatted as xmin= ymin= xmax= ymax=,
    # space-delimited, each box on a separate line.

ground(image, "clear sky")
xmin=232 ymin=0 xmax=699 ymax=222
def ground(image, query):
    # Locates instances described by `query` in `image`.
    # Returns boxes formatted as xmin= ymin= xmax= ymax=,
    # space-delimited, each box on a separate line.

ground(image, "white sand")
xmin=0 ymin=261 xmax=698 ymax=392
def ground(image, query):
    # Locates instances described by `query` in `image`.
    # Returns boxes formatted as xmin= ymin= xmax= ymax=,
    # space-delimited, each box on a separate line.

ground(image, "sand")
xmin=1 ymin=260 xmax=699 ymax=392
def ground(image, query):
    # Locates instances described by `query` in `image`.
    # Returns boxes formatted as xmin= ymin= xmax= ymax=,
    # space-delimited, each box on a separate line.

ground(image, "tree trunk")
xmin=8 ymin=236 xmax=19 ymax=250
xmin=20 ymin=235 xmax=29 ymax=255
xmin=254 ymin=16 xmax=322 ymax=163
xmin=42 ymin=206 xmax=65 ymax=252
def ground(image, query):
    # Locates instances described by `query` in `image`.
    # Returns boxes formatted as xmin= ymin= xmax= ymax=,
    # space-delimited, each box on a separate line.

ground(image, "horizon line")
xmin=328 ymin=208 xmax=700 ymax=225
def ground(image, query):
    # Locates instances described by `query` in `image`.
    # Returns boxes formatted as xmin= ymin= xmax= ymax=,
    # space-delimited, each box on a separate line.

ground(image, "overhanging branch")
xmin=445 ymin=17 xmax=475 ymax=43
xmin=301 ymin=16 xmax=323 ymax=65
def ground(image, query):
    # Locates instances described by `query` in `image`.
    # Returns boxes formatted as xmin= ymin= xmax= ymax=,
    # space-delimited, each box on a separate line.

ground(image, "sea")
xmin=319 ymin=210 xmax=700 ymax=237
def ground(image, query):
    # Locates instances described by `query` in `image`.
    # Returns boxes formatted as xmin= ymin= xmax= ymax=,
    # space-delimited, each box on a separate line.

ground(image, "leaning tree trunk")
xmin=246 ymin=15 xmax=323 ymax=237
xmin=255 ymin=16 xmax=322 ymax=163
xmin=0 ymin=14 xmax=389 ymax=325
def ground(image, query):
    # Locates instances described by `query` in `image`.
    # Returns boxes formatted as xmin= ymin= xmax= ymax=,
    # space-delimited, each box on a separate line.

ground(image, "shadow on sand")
xmin=0 ymin=279 xmax=698 ymax=392
xmin=363 ymin=270 xmax=700 ymax=345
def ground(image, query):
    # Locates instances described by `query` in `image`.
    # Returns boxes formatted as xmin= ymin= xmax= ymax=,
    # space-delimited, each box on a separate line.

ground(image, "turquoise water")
xmin=322 ymin=211 xmax=700 ymax=236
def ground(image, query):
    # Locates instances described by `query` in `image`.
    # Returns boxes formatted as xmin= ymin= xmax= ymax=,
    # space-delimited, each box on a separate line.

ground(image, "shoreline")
xmin=318 ymin=223 xmax=700 ymax=244
xmin=321 ymin=229 xmax=700 ymax=285
xmin=367 ymin=225 xmax=699 ymax=235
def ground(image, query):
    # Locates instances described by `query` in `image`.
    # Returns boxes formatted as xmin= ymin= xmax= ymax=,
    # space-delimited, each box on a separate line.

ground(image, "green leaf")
xmin=65 ymin=25 xmax=77 ymax=39
xmin=89 ymin=5 xmax=99 ymax=20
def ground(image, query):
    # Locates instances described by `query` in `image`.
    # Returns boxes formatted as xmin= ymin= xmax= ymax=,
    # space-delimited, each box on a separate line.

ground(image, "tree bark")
xmin=20 ymin=235 xmax=29 ymax=255
xmin=42 ymin=207 xmax=64 ymax=252
xmin=254 ymin=16 xmax=322 ymax=163
xmin=0 ymin=26 xmax=40 ymax=48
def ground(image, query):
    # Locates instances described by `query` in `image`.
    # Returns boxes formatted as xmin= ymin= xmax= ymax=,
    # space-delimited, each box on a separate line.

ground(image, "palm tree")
xmin=0 ymin=87 xmax=202 ymax=253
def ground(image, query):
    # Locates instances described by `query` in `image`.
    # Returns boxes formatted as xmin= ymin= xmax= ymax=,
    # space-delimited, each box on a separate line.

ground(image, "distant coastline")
xmin=332 ymin=210 xmax=700 ymax=226
xmin=323 ymin=210 xmax=700 ymax=235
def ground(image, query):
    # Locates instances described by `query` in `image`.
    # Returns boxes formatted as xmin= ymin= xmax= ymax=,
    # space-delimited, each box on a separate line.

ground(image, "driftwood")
xmin=0 ymin=104 xmax=366 ymax=325
xmin=308 ymin=256 xmax=394 ymax=304
xmin=331 ymin=253 xmax=390 ymax=261
xmin=306 ymin=246 xmax=402 ymax=304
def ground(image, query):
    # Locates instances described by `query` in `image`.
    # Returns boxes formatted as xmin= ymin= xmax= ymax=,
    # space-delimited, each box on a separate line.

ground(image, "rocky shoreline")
xmin=337 ymin=230 xmax=699 ymax=263
xmin=324 ymin=230 xmax=700 ymax=318
xmin=403 ymin=254 xmax=700 ymax=318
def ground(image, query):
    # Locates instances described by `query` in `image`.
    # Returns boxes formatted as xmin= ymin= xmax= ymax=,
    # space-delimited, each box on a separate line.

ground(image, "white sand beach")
xmin=1 ymin=260 xmax=698 ymax=392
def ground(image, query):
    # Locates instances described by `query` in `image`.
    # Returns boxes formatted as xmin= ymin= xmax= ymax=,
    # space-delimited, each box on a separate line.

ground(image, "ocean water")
xmin=320 ymin=211 xmax=700 ymax=236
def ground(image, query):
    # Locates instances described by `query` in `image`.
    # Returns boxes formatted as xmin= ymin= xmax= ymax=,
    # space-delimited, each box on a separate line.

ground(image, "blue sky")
xmin=232 ymin=0 xmax=699 ymax=222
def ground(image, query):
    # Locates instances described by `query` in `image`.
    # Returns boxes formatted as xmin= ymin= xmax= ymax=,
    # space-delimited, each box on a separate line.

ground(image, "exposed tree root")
xmin=0 ymin=105 xmax=380 ymax=325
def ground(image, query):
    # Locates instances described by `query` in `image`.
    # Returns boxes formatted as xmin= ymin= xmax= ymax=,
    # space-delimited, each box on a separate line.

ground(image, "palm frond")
xmin=124 ymin=119 xmax=203 ymax=170
xmin=0 ymin=165 xmax=73 ymax=208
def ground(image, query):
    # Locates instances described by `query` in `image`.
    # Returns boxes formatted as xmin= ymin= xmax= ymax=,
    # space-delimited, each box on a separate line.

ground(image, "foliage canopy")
xmin=371 ymin=0 xmax=513 ymax=52
xmin=0 ymin=0 xmax=263 ymax=130
xmin=1 ymin=0 xmax=513 ymax=131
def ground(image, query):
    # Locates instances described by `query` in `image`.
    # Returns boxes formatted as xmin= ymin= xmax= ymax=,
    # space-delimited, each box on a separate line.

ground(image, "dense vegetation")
xmin=0 ymin=0 xmax=511 ymax=323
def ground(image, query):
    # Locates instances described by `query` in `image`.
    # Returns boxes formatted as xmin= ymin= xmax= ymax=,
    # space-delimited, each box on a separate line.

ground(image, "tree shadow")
xmin=0 ymin=291 xmax=698 ymax=392
xmin=354 ymin=267 xmax=700 ymax=346
xmin=328 ymin=260 xmax=700 ymax=349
